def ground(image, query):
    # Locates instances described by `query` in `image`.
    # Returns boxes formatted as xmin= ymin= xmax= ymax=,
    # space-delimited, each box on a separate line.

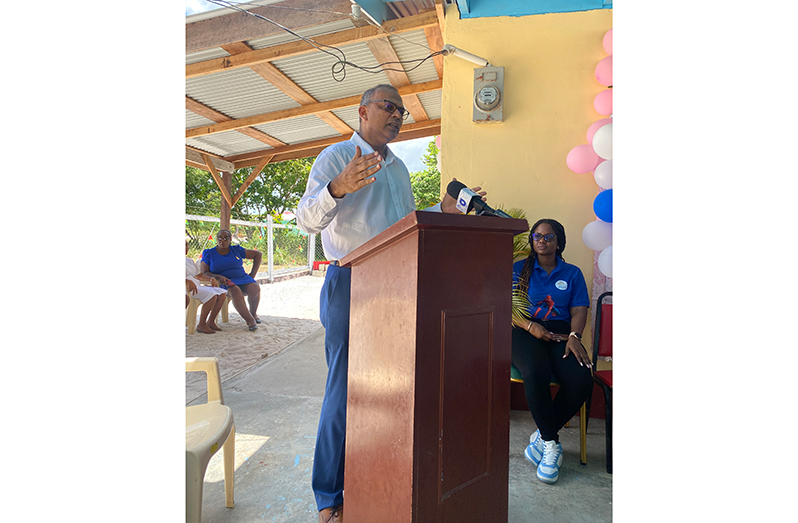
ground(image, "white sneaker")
xmin=536 ymin=440 xmax=563 ymax=484
xmin=524 ymin=429 xmax=545 ymax=466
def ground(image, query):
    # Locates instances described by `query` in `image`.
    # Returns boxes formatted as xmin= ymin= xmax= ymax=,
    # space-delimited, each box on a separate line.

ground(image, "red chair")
xmin=586 ymin=291 xmax=613 ymax=473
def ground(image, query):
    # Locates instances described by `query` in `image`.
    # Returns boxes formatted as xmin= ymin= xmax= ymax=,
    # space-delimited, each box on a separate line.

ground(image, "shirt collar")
xmin=533 ymin=256 xmax=563 ymax=275
xmin=351 ymin=132 xmax=396 ymax=165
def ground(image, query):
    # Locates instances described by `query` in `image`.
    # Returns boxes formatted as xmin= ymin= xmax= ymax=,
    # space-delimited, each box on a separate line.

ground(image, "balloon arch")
xmin=566 ymin=27 xmax=613 ymax=280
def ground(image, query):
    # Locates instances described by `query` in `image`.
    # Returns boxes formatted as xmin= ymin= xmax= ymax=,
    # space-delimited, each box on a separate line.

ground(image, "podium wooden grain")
xmin=340 ymin=211 xmax=528 ymax=522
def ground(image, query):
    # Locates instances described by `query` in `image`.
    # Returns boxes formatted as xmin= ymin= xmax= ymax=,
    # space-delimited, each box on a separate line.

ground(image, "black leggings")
xmin=511 ymin=319 xmax=593 ymax=443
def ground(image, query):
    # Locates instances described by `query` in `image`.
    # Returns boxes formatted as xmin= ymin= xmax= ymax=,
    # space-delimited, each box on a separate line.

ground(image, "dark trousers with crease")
xmin=511 ymin=319 xmax=593 ymax=443
xmin=312 ymin=264 xmax=351 ymax=511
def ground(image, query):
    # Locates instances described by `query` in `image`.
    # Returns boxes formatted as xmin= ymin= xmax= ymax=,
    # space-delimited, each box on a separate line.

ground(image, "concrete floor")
xmin=189 ymin=327 xmax=612 ymax=523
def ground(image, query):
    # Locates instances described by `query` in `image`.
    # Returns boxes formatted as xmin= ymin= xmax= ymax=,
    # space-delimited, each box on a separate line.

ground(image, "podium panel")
xmin=342 ymin=212 xmax=527 ymax=523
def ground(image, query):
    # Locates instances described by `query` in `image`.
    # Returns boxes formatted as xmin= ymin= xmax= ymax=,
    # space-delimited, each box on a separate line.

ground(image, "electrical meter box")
xmin=473 ymin=66 xmax=504 ymax=123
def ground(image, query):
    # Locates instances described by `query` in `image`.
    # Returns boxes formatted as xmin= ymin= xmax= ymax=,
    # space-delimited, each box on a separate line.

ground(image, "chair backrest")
xmin=186 ymin=357 xmax=224 ymax=403
xmin=592 ymin=292 xmax=613 ymax=365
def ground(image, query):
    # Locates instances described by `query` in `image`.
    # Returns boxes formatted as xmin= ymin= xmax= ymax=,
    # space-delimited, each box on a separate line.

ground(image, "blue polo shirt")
xmin=512 ymin=257 xmax=589 ymax=323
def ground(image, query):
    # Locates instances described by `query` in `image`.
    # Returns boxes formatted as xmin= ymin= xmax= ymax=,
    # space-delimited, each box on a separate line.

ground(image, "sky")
xmin=185 ymin=0 xmax=434 ymax=172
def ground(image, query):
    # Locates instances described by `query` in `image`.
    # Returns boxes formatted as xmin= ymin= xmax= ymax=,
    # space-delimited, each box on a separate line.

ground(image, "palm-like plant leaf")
xmin=497 ymin=206 xmax=534 ymax=323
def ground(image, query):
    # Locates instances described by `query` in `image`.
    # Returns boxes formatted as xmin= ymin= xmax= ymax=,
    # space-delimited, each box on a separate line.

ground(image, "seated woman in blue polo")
xmin=201 ymin=229 xmax=263 ymax=332
xmin=511 ymin=218 xmax=593 ymax=485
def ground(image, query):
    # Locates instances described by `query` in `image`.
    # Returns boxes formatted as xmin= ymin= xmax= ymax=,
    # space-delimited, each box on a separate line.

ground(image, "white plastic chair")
xmin=186 ymin=293 xmax=231 ymax=335
xmin=186 ymin=357 xmax=235 ymax=522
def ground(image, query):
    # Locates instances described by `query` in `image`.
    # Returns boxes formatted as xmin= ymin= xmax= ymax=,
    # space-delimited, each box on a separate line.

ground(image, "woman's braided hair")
xmin=517 ymin=218 xmax=567 ymax=296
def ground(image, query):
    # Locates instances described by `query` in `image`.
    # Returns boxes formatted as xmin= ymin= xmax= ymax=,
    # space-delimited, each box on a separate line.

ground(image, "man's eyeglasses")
xmin=531 ymin=233 xmax=556 ymax=243
xmin=217 ymin=236 xmax=232 ymax=241
xmin=368 ymin=99 xmax=410 ymax=121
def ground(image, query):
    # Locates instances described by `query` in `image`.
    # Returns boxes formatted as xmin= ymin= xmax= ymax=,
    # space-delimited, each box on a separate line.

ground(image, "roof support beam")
xmin=202 ymin=153 xmax=234 ymax=208
xmin=231 ymin=154 xmax=274 ymax=207
xmin=186 ymin=79 xmax=442 ymax=139
xmin=423 ymin=4 xmax=445 ymax=79
xmin=227 ymin=118 xmax=442 ymax=167
xmin=186 ymin=10 xmax=439 ymax=79
xmin=233 ymin=123 xmax=441 ymax=169
xmin=186 ymin=148 xmax=235 ymax=172
xmin=361 ymin=27 xmax=429 ymax=122
xmin=186 ymin=95 xmax=286 ymax=147
xmin=221 ymin=42 xmax=353 ymax=136
xmin=186 ymin=0 xmax=353 ymax=53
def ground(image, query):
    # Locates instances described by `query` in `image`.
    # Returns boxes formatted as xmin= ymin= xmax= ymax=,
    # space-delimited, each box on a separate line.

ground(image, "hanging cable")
xmin=206 ymin=0 xmax=443 ymax=82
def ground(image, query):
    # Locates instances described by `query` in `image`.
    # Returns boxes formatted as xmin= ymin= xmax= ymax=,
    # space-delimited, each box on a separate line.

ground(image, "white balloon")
xmin=594 ymin=159 xmax=613 ymax=189
xmin=582 ymin=220 xmax=613 ymax=251
xmin=598 ymin=245 xmax=613 ymax=278
xmin=592 ymin=123 xmax=613 ymax=160
xmin=436 ymin=154 xmax=441 ymax=173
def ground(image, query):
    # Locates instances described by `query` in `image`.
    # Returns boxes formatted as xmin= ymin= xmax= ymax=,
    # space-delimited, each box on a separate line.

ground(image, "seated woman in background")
xmin=186 ymin=240 xmax=228 ymax=334
xmin=511 ymin=218 xmax=593 ymax=485
xmin=201 ymin=229 xmax=263 ymax=332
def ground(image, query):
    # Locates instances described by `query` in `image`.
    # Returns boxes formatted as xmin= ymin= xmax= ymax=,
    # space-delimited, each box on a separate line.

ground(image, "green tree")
xmin=185 ymin=165 xmax=221 ymax=216
xmin=184 ymin=158 xmax=314 ymax=220
xmin=234 ymin=158 xmax=313 ymax=219
xmin=409 ymin=138 xmax=441 ymax=209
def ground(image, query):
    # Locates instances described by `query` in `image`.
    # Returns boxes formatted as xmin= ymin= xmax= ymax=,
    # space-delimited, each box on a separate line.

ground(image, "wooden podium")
xmin=340 ymin=211 xmax=528 ymax=523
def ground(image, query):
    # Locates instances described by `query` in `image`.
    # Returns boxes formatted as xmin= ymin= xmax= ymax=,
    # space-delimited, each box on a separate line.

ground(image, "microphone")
xmin=446 ymin=180 xmax=512 ymax=218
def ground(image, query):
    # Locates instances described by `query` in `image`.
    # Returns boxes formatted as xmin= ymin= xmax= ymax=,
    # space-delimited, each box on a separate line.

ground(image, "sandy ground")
xmin=186 ymin=274 xmax=325 ymax=403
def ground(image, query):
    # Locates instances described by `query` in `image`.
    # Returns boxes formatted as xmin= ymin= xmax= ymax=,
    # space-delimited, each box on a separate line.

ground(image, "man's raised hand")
xmin=328 ymin=146 xmax=382 ymax=198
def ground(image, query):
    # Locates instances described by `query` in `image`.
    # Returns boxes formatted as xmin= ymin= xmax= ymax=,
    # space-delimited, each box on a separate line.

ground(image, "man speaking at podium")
xmin=296 ymin=84 xmax=485 ymax=523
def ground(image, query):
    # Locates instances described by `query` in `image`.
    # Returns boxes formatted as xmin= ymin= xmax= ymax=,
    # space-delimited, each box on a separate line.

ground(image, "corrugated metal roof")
xmin=187 ymin=131 xmax=270 ymax=157
xmin=186 ymin=46 xmax=229 ymax=65
xmin=186 ymin=1 xmax=444 ymax=170
xmin=254 ymin=113 xmax=343 ymax=145
xmin=246 ymin=18 xmax=357 ymax=49
xmin=271 ymin=41 xmax=393 ymax=103
xmin=187 ymin=67 xmax=301 ymax=119
xmin=388 ymin=30 xmax=439 ymax=85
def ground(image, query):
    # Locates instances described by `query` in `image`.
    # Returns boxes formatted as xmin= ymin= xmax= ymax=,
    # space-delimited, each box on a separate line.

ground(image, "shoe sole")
xmin=537 ymin=470 xmax=559 ymax=484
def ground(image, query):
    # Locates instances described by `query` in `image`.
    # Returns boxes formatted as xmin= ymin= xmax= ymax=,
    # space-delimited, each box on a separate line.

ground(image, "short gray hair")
xmin=360 ymin=84 xmax=400 ymax=106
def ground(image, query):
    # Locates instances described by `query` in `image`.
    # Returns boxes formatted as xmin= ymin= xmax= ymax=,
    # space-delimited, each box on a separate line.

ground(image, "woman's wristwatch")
xmin=569 ymin=331 xmax=582 ymax=341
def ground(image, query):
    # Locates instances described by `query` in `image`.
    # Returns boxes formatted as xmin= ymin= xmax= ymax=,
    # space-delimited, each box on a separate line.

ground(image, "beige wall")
xmin=440 ymin=7 xmax=613 ymax=296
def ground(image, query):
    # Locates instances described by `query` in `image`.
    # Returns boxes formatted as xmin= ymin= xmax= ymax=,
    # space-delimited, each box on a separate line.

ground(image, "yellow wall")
xmin=441 ymin=7 xmax=612 ymax=296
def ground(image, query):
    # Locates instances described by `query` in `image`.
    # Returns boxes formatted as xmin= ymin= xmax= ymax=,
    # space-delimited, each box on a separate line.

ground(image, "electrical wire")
xmin=206 ymin=0 xmax=443 ymax=82
xmin=213 ymin=0 xmax=351 ymax=16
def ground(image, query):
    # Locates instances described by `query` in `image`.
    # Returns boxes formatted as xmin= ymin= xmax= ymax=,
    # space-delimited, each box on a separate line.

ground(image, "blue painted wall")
xmin=455 ymin=0 xmax=611 ymax=18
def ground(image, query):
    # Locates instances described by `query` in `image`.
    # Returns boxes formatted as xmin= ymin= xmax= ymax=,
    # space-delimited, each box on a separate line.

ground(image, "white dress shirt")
xmin=296 ymin=132 xmax=441 ymax=261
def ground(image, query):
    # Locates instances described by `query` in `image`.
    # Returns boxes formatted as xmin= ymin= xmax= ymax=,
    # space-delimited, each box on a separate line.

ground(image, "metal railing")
xmin=185 ymin=214 xmax=323 ymax=282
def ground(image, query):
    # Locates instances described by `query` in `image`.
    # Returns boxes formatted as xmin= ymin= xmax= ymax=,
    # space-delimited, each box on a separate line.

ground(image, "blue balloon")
xmin=593 ymin=189 xmax=613 ymax=223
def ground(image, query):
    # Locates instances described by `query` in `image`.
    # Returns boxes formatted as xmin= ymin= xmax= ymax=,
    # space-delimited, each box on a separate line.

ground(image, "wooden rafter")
xmin=186 ymin=0 xmax=353 ymax=53
xmin=187 ymin=148 xmax=235 ymax=172
xmin=186 ymin=79 xmax=442 ymax=139
xmin=422 ymin=5 xmax=445 ymax=80
xmin=234 ymin=125 xmax=441 ymax=169
xmin=230 ymin=119 xmax=441 ymax=169
xmin=186 ymin=96 xmax=286 ymax=148
xmin=224 ymin=118 xmax=442 ymax=165
xmin=362 ymin=31 xmax=429 ymax=122
xmin=435 ymin=0 xmax=446 ymax=33
xmin=202 ymin=153 xmax=234 ymax=208
xmin=220 ymin=42 xmax=353 ymax=136
xmin=231 ymin=154 xmax=274 ymax=207
xmin=186 ymin=11 xmax=439 ymax=79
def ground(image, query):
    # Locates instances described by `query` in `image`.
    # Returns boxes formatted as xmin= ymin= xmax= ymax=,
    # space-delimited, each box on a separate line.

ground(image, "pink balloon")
xmin=435 ymin=135 xmax=441 ymax=149
xmin=603 ymin=28 xmax=612 ymax=55
xmin=587 ymin=118 xmax=613 ymax=145
xmin=566 ymin=144 xmax=601 ymax=174
xmin=595 ymin=55 xmax=612 ymax=86
xmin=594 ymin=89 xmax=613 ymax=116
